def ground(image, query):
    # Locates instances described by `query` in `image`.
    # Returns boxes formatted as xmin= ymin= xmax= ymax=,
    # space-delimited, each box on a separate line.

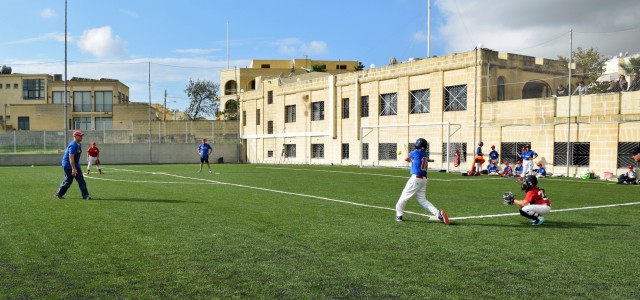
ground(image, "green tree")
xmin=184 ymin=79 xmax=219 ymax=120
xmin=311 ymin=64 xmax=326 ymax=72
xmin=558 ymin=47 xmax=608 ymax=93
xmin=619 ymin=56 xmax=640 ymax=74
xmin=222 ymin=99 xmax=238 ymax=120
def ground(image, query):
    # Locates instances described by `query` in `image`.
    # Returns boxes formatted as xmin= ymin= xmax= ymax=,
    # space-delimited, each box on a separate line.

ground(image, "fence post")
xmin=130 ymin=121 xmax=134 ymax=143
xmin=13 ymin=130 xmax=16 ymax=153
xmin=185 ymin=121 xmax=188 ymax=144
xmin=44 ymin=131 xmax=47 ymax=153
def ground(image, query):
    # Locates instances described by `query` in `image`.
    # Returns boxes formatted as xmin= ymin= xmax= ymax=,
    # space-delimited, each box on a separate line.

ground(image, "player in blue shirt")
xmin=54 ymin=130 xmax=91 ymax=200
xmin=487 ymin=162 xmax=499 ymax=175
xmin=514 ymin=160 xmax=523 ymax=176
xmin=519 ymin=145 xmax=538 ymax=181
xmin=489 ymin=145 xmax=499 ymax=165
xmin=395 ymin=138 xmax=449 ymax=224
xmin=197 ymin=138 xmax=213 ymax=173
xmin=474 ymin=141 xmax=484 ymax=175
xmin=534 ymin=162 xmax=547 ymax=178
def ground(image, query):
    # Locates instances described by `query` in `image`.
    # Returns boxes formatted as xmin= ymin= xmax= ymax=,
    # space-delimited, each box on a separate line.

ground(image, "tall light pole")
xmin=566 ymin=29 xmax=573 ymax=177
xmin=64 ymin=0 xmax=68 ymax=141
xmin=473 ymin=44 xmax=482 ymax=152
xmin=427 ymin=0 xmax=431 ymax=58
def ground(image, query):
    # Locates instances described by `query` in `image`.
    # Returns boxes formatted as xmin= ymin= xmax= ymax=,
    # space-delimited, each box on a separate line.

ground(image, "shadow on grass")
xmin=92 ymin=197 xmax=202 ymax=204
xmin=450 ymin=221 xmax=629 ymax=228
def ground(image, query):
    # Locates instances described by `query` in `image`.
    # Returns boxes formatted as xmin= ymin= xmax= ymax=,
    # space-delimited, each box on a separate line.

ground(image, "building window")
xmin=618 ymin=142 xmax=640 ymax=168
xmin=256 ymin=109 xmax=260 ymax=125
xmin=553 ymin=142 xmax=590 ymax=166
xmin=73 ymin=117 xmax=91 ymax=130
xmin=242 ymin=111 xmax=246 ymax=126
xmin=285 ymin=105 xmax=296 ymax=123
xmin=342 ymin=143 xmax=349 ymax=159
xmin=380 ymin=93 xmax=397 ymax=116
xmin=14 ymin=83 xmax=18 ymax=89
xmin=18 ymin=116 xmax=29 ymax=130
xmin=312 ymin=101 xmax=324 ymax=121
xmin=500 ymin=142 xmax=530 ymax=165
xmin=497 ymin=76 xmax=506 ymax=101
xmin=95 ymin=91 xmax=113 ymax=112
xmin=285 ymin=144 xmax=296 ymax=158
xmin=73 ymin=91 xmax=91 ymax=112
xmin=5 ymin=84 xmax=10 ymax=89
xmin=336 ymin=64 xmax=347 ymax=70
xmin=261 ymin=64 xmax=271 ymax=68
xmin=444 ymin=84 xmax=467 ymax=111
xmin=267 ymin=121 xmax=273 ymax=134
xmin=268 ymin=150 xmax=274 ymax=158
xmin=312 ymin=144 xmax=324 ymax=158
xmin=410 ymin=89 xmax=430 ymax=114
xmin=342 ymin=98 xmax=349 ymax=119
xmin=52 ymin=91 xmax=68 ymax=104
xmin=361 ymin=96 xmax=369 ymax=117
xmin=442 ymin=142 xmax=465 ymax=163
xmin=378 ymin=143 xmax=398 ymax=160
xmin=95 ymin=117 xmax=112 ymax=130
xmin=268 ymin=90 xmax=273 ymax=104
xmin=22 ymin=79 xmax=45 ymax=100
xmin=362 ymin=143 xmax=369 ymax=160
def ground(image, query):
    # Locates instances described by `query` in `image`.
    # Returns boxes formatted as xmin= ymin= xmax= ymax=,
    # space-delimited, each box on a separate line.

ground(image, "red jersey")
xmin=523 ymin=187 xmax=551 ymax=206
xmin=87 ymin=146 xmax=100 ymax=157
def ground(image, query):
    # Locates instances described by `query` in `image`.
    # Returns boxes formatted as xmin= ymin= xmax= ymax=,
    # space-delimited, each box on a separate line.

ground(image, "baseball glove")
xmin=503 ymin=192 xmax=515 ymax=205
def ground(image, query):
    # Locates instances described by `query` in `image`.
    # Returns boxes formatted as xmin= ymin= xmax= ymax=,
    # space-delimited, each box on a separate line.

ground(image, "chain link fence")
xmin=0 ymin=120 xmax=240 ymax=154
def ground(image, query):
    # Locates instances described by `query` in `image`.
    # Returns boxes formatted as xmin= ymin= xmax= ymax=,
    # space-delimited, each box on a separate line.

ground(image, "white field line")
xmin=104 ymin=167 xmax=640 ymax=220
xmin=86 ymin=175 xmax=212 ymax=185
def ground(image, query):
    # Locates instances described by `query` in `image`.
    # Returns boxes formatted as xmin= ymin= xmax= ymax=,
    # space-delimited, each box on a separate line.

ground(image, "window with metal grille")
xmin=22 ymin=79 xmax=44 ymax=100
xmin=342 ymin=98 xmax=349 ymax=119
xmin=285 ymin=144 xmax=296 ymax=158
xmin=497 ymin=77 xmax=505 ymax=101
xmin=285 ymin=105 xmax=296 ymax=123
xmin=442 ymin=142 xmax=466 ymax=163
xmin=342 ymin=143 xmax=349 ymax=159
xmin=378 ymin=143 xmax=398 ymax=160
xmin=73 ymin=117 xmax=91 ymax=130
xmin=379 ymin=93 xmax=397 ymax=116
xmin=312 ymin=101 xmax=325 ymax=121
xmin=267 ymin=90 xmax=273 ymax=104
xmin=267 ymin=121 xmax=273 ymax=134
xmin=410 ymin=89 xmax=430 ymax=114
xmin=553 ymin=142 xmax=590 ymax=166
xmin=267 ymin=150 xmax=274 ymax=158
xmin=312 ymin=144 xmax=324 ymax=158
xmin=242 ymin=111 xmax=246 ymax=126
xmin=361 ymin=96 xmax=369 ymax=117
xmin=73 ymin=91 xmax=91 ymax=112
xmin=362 ymin=143 xmax=369 ymax=160
xmin=501 ymin=142 xmax=531 ymax=164
xmin=409 ymin=141 xmax=430 ymax=153
xmin=444 ymin=84 xmax=467 ymax=111
xmin=256 ymin=109 xmax=260 ymax=125
xmin=617 ymin=142 xmax=640 ymax=168
xmin=95 ymin=91 xmax=113 ymax=112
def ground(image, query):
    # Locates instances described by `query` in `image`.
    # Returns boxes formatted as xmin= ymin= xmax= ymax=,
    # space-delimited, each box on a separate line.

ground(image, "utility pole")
xmin=163 ymin=89 xmax=167 ymax=121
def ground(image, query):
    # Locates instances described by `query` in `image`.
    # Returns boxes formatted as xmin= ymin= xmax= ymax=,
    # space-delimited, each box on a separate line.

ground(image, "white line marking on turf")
xmin=86 ymin=175 xmax=213 ymax=185
xmin=450 ymin=201 xmax=640 ymax=220
xmin=257 ymin=166 xmax=456 ymax=181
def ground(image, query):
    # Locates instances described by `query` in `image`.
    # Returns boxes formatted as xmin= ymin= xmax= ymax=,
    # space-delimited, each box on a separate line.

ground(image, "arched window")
xmin=224 ymin=80 xmax=237 ymax=95
xmin=497 ymin=76 xmax=505 ymax=101
xmin=522 ymin=80 xmax=552 ymax=99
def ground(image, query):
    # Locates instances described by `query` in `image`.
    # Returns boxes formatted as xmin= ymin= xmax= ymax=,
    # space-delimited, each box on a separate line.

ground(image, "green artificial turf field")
xmin=1 ymin=164 xmax=638 ymax=299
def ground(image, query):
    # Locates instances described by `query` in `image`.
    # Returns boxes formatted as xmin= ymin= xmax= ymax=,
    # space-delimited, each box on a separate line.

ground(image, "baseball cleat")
xmin=84 ymin=195 xmax=92 ymax=200
xmin=438 ymin=210 xmax=450 ymax=225
xmin=395 ymin=216 xmax=403 ymax=222
xmin=54 ymin=193 xmax=64 ymax=200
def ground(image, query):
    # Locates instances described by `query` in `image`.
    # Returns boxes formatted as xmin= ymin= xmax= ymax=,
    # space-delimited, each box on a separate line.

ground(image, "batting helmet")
xmin=521 ymin=175 xmax=538 ymax=191
xmin=478 ymin=141 xmax=484 ymax=146
xmin=415 ymin=138 xmax=428 ymax=150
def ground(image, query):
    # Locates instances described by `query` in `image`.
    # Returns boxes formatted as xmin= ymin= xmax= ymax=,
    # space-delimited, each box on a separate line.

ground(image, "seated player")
xmin=500 ymin=161 xmax=514 ymax=177
xmin=514 ymin=160 xmax=523 ymax=177
xmin=617 ymin=166 xmax=637 ymax=185
xmin=486 ymin=162 xmax=499 ymax=176
xmin=534 ymin=162 xmax=546 ymax=178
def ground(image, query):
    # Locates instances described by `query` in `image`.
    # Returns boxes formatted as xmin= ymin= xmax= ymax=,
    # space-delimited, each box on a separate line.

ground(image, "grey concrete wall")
xmin=0 ymin=143 xmax=240 ymax=166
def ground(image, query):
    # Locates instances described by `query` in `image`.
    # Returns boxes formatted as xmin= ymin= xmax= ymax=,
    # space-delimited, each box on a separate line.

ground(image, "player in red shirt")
xmin=513 ymin=175 xmax=551 ymax=226
xmin=86 ymin=141 xmax=103 ymax=175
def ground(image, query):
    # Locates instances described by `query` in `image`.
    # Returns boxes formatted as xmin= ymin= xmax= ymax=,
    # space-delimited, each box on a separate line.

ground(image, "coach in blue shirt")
xmin=55 ymin=130 xmax=91 ymax=200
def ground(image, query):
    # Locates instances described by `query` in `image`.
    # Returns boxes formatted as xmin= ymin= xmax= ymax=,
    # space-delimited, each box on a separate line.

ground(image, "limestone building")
xmin=219 ymin=50 xmax=640 ymax=177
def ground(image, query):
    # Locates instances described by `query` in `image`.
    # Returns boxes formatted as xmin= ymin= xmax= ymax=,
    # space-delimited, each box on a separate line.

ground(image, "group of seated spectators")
xmin=617 ymin=166 xmax=637 ymax=185
xmin=469 ymin=160 xmax=547 ymax=178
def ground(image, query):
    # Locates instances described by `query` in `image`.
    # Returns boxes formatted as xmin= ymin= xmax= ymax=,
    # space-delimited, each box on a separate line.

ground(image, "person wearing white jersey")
xmin=519 ymin=145 xmax=538 ymax=182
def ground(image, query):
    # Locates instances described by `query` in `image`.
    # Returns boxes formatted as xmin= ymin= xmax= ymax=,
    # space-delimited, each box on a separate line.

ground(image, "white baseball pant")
xmin=395 ymin=175 xmax=438 ymax=217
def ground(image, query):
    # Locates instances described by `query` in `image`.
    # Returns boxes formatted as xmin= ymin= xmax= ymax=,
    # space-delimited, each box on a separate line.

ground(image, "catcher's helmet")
xmin=415 ymin=138 xmax=428 ymax=150
xmin=478 ymin=141 xmax=484 ymax=146
xmin=521 ymin=175 xmax=538 ymax=191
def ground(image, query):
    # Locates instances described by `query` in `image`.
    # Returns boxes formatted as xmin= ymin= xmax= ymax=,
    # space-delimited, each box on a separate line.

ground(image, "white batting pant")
xmin=521 ymin=160 xmax=534 ymax=177
xmin=87 ymin=156 xmax=99 ymax=170
xmin=521 ymin=204 xmax=551 ymax=217
xmin=395 ymin=176 xmax=439 ymax=217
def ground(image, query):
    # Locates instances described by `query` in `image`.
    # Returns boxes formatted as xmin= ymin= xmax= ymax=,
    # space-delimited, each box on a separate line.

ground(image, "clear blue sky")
xmin=2 ymin=0 xmax=639 ymax=114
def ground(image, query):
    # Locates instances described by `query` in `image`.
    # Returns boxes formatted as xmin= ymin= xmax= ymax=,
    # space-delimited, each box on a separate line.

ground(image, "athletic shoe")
xmin=209 ymin=170 xmax=212 ymax=173
xmin=99 ymin=170 xmax=103 ymax=174
xmin=395 ymin=216 xmax=403 ymax=222
xmin=438 ymin=210 xmax=450 ymax=225
xmin=54 ymin=193 xmax=64 ymax=200
xmin=84 ymin=196 xmax=92 ymax=200
xmin=531 ymin=218 xmax=545 ymax=226
xmin=198 ymin=170 xmax=201 ymax=173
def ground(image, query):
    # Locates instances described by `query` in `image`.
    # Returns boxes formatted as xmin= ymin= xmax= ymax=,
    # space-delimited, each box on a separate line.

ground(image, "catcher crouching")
xmin=503 ymin=175 xmax=551 ymax=226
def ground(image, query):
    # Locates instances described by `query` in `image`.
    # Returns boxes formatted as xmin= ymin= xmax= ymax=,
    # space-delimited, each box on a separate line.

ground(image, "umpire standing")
xmin=54 ymin=130 xmax=91 ymax=200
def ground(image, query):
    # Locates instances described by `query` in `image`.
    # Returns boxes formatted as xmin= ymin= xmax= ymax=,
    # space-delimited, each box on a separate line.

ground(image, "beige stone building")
xmin=219 ymin=50 xmax=640 ymax=177
xmin=0 ymin=72 xmax=162 ymax=131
